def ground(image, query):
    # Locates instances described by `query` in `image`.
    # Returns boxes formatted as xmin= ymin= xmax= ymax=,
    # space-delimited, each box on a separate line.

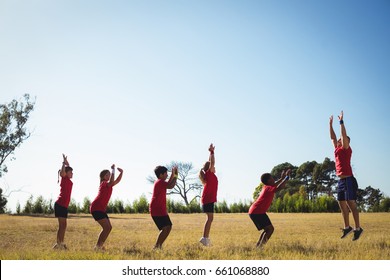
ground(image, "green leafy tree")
xmin=133 ymin=194 xmax=149 ymax=213
xmin=0 ymin=187 xmax=7 ymax=213
xmin=32 ymin=195 xmax=45 ymax=214
xmin=312 ymin=157 xmax=337 ymax=197
xmin=379 ymin=197 xmax=390 ymax=212
xmin=113 ymin=199 xmax=124 ymax=213
xmin=0 ymin=94 xmax=35 ymax=212
xmin=0 ymin=94 xmax=35 ymax=177
xmin=81 ymin=197 xmax=91 ymax=214
xmin=360 ymin=186 xmax=383 ymax=212
xmin=67 ymin=199 xmax=79 ymax=214
xmin=296 ymin=161 xmax=318 ymax=200
xmin=16 ymin=201 xmax=21 ymax=214
xmin=23 ymin=195 xmax=34 ymax=214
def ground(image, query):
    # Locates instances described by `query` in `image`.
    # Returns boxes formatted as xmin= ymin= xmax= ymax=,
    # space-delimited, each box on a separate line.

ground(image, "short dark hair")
xmin=261 ymin=173 xmax=272 ymax=185
xmin=65 ymin=166 xmax=73 ymax=173
xmin=154 ymin=166 xmax=168 ymax=178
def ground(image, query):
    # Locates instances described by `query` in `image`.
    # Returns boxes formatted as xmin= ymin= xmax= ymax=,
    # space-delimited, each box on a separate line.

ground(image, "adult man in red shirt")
xmin=150 ymin=165 xmax=178 ymax=249
xmin=248 ymin=169 xmax=291 ymax=247
xmin=330 ymin=111 xmax=363 ymax=241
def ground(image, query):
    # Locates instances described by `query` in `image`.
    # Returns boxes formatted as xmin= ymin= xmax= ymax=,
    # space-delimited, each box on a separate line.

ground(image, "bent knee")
xmin=162 ymin=225 xmax=172 ymax=232
xmin=265 ymin=225 xmax=274 ymax=233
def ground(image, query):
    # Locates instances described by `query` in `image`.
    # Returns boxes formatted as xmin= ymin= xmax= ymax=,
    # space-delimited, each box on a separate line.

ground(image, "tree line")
xmin=13 ymin=189 xmax=390 ymax=215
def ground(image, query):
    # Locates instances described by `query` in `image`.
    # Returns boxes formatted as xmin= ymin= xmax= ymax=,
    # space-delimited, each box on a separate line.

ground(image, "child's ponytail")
xmin=199 ymin=161 xmax=210 ymax=185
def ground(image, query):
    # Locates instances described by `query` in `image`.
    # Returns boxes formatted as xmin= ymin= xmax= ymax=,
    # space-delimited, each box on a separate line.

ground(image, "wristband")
xmin=210 ymin=151 xmax=214 ymax=155
xmin=339 ymin=120 xmax=344 ymax=125
xmin=285 ymin=176 xmax=290 ymax=181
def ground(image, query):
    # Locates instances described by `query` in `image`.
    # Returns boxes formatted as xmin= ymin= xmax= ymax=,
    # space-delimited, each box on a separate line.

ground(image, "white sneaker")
xmin=94 ymin=245 xmax=106 ymax=251
xmin=199 ymin=237 xmax=210 ymax=246
xmin=52 ymin=243 xmax=68 ymax=250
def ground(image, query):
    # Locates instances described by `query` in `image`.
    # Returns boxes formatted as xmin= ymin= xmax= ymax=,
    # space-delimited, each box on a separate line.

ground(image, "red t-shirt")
xmin=201 ymin=170 xmax=218 ymax=204
xmin=90 ymin=181 xmax=113 ymax=213
xmin=149 ymin=179 xmax=169 ymax=216
xmin=248 ymin=185 xmax=277 ymax=214
xmin=56 ymin=176 xmax=73 ymax=208
xmin=335 ymin=146 xmax=353 ymax=177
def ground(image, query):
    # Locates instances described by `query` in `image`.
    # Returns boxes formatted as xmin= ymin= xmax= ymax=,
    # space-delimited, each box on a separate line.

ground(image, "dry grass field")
xmin=0 ymin=213 xmax=389 ymax=260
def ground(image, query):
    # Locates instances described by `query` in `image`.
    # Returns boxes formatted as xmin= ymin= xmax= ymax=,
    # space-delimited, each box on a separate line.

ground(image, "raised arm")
xmin=274 ymin=170 xmax=286 ymax=186
xmin=60 ymin=154 xmax=69 ymax=177
xmin=108 ymin=165 xmax=124 ymax=188
xmin=167 ymin=166 xmax=178 ymax=189
xmin=338 ymin=111 xmax=349 ymax=149
xmin=276 ymin=169 xmax=291 ymax=191
xmin=208 ymin=144 xmax=215 ymax=172
xmin=329 ymin=115 xmax=337 ymax=148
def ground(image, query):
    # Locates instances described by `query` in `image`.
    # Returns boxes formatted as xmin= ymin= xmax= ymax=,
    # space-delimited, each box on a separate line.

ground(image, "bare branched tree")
xmin=147 ymin=161 xmax=203 ymax=207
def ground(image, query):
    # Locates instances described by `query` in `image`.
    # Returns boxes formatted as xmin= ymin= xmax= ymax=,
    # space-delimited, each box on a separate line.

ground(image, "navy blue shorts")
xmin=92 ymin=211 xmax=109 ymax=221
xmin=54 ymin=202 xmax=68 ymax=218
xmin=249 ymin=213 xmax=272 ymax=231
xmin=337 ymin=176 xmax=358 ymax=201
xmin=202 ymin=203 xmax=215 ymax=213
xmin=152 ymin=215 xmax=172 ymax=230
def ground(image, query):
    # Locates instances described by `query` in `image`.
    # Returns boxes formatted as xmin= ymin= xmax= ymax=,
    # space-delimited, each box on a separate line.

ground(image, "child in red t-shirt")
xmin=199 ymin=144 xmax=218 ymax=246
xmin=90 ymin=164 xmax=123 ymax=250
xmin=248 ymin=169 xmax=291 ymax=247
xmin=149 ymin=165 xmax=178 ymax=249
xmin=53 ymin=154 xmax=73 ymax=250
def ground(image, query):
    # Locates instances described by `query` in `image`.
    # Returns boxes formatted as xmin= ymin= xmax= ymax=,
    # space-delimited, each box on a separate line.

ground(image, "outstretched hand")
xmin=62 ymin=154 xmax=69 ymax=166
xmin=209 ymin=143 xmax=215 ymax=152
xmin=338 ymin=110 xmax=344 ymax=121
xmin=286 ymin=169 xmax=292 ymax=176
xmin=172 ymin=166 xmax=178 ymax=175
xmin=329 ymin=115 xmax=333 ymax=125
xmin=111 ymin=164 xmax=116 ymax=170
xmin=117 ymin=167 xmax=123 ymax=173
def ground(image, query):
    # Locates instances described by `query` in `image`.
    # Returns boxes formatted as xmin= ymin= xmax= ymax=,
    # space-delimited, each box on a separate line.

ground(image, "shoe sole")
xmin=352 ymin=230 xmax=363 ymax=241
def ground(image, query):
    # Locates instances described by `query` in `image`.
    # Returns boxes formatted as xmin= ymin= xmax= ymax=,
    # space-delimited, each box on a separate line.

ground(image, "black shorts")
xmin=202 ymin=203 xmax=215 ymax=213
xmin=92 ymin=211 xmax=109 ymax=221
xmin=249 ymin=213 xmax=272 ymax=231
xmin=54 ymin=202 xmax=68 ymax=218
xmin=337 ymin=176 xmax=358 ymax=201
xmin=152 ymin=215 xmax=172 ymax=230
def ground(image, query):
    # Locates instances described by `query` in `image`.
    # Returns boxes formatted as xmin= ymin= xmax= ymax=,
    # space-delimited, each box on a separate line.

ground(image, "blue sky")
xmin=1 ymin=0 xmax=389 ymax=212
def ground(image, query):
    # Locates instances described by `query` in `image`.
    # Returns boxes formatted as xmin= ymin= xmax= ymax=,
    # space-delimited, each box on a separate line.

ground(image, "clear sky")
xmin=1 ymin=0 xmax=389 ymax=212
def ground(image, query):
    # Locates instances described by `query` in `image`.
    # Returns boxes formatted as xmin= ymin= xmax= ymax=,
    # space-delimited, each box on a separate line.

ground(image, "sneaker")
xmin=52 ymin=243 xmax=68 ymax=250
xmin=199 ymin=237 xmax=210 ymax=246
xmin=94 ymin=245 xmax=106 ymax=251
xmin=352 ymin=228 xmax=363 ymax=241
xmin=340 ymin=226 xmax=353 ymax=239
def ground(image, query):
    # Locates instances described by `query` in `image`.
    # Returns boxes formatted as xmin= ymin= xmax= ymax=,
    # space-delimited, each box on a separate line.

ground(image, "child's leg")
xmin=96 ymin=218 xmax=112 ymax=247
xmin=346 ymin=200 xmax=360 ymax=229
xmin=57 ymin=217 xmax=67 ymax=244
xmin=338 ymin=201 xmax=350 ymax=228
xmin=203 ymin=213 xmax=214 ymax=238
xmin=155 ymin=225 xmax=172 ymax=249
xmin=257 ymin=225 xmax=274 ymax=247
